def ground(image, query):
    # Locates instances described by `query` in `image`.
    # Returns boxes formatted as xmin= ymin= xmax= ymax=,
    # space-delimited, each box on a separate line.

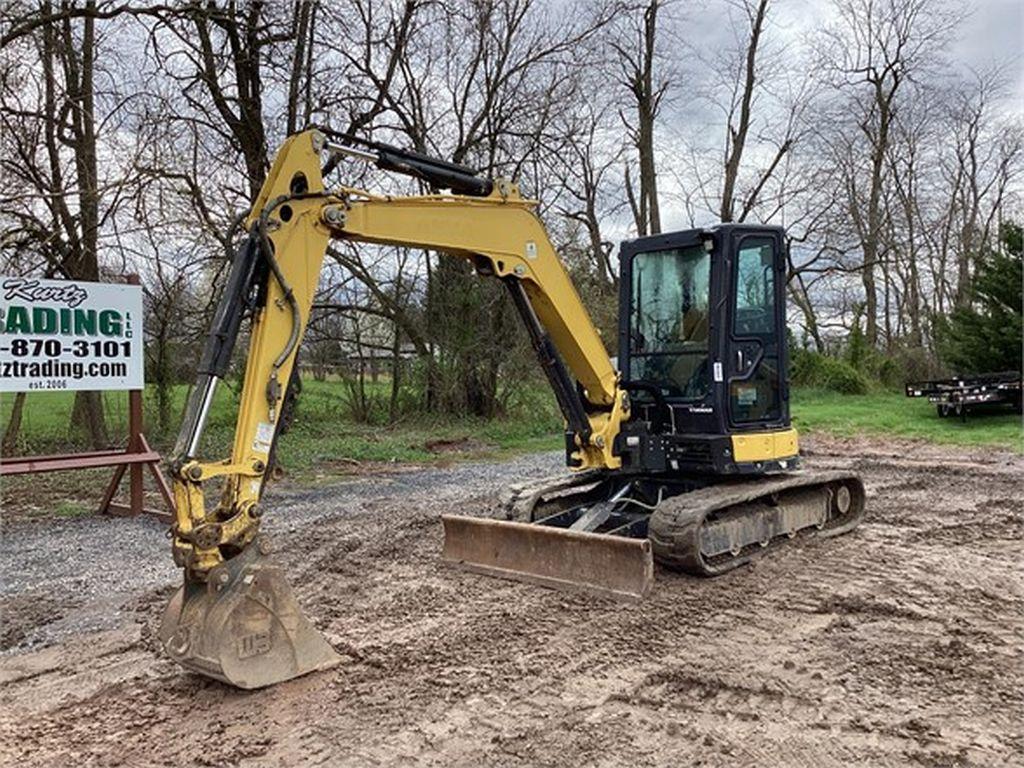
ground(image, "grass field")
xmin=0 ymin=379 xmax=565 ymax=477
xmin=1 ymin=379 xmax=1018 ymax=517
xmin=791 ymin=387 xmax=1023 ymax=452
xmin=1 ymin=379 xmax=1020 ymax=476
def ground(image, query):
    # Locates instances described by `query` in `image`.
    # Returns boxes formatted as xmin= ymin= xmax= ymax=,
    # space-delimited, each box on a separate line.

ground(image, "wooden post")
xmin=126 ymin=273 xmax=144 ymax=516
xmin=129 ymin=388 xmax=145 ymax=515
xmin=103 ymin=274 xmax=174 ymax=519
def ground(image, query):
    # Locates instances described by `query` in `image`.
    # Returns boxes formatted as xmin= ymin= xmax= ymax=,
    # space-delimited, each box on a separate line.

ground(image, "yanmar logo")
xmin=2 ymin=278 xmax=89 ymax=308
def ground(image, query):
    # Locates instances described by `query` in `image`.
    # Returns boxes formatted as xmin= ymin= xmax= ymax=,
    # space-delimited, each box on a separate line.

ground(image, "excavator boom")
xmin=162 ymin=129 xmax=646 ymax=687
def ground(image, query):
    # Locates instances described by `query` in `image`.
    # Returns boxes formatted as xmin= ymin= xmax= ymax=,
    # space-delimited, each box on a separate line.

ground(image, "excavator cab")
xmin=614 ymin=225 xmax=795 ymax=475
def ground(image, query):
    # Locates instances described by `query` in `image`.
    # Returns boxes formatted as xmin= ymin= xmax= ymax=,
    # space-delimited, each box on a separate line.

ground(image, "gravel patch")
xmin=0 ymin=451 xmax=562 ymax=653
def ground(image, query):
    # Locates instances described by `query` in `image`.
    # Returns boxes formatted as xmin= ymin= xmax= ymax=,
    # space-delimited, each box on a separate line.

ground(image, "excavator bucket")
xmin=441 ymin=515 xmax=654 ymax=600
xmin=159 ymin=545 xmax=340 ymax=689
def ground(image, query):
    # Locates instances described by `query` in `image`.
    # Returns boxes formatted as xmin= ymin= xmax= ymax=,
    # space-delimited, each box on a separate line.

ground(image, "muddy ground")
xmin=1 ymin=435 xmax=1021 ymax=767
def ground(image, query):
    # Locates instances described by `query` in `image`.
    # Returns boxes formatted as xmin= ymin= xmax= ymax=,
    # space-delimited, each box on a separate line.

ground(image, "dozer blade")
xmin=441 ymin=514 xmax=653 ymax=600
xmin=159 ymin=543 xmax=340 ymax=689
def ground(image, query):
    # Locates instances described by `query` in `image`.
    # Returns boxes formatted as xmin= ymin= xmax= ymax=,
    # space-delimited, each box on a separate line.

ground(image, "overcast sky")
xmin=949 ymin=0 xmax=1023 ymax=83
xmin=686 ymin=1 xmax=1022 ymax=101
xmin=806 ymin=0 xmax=1022 ymax=102
xmin=639 ymin=0 xmax=1024 ymax=235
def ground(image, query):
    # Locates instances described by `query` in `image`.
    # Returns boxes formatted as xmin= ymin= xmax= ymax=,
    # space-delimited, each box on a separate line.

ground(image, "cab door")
xmin=726 ymin=231 xmax=787 ymax=428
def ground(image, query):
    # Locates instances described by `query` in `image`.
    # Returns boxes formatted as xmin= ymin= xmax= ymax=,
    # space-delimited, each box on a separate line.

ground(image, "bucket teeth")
xmin=159 ymin=546 xmax=340 ymax=689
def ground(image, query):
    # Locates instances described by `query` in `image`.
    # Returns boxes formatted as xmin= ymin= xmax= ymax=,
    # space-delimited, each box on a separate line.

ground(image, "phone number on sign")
xmin=0 ymin=339 xmax=132 ymax=359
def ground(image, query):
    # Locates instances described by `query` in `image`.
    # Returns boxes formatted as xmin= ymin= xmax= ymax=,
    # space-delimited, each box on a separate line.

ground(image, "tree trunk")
xmin=286 ymin=0 xmax=313 ymax=135
xmin=154 ymin=327 xmax=172 ymax=434
xmin=60 ymin=1 xmax=109 ymax=447
xmin=862 ymin=92 xmax=892 ymax=347
xmin=71 ymin=391 xmax=109 ymax=447
xmin=787 ymin=282 xmax=824 ymax=352
xmin=720 ymin=0 xmax=768 ymax=223
xmin=903 ymin=193 xmax=923 ymax=347
xmin=624 ymin=164 xmax=646 ymax=237
xmin=389 ymin=320 xmax=402 ymax=424
xmin=638 ymin=111 xmax=660 ymax=234
xmin=2 ymin=392 xmax=27 ymax=456
xmin=638 ymin=1 xmax=661 ymax=234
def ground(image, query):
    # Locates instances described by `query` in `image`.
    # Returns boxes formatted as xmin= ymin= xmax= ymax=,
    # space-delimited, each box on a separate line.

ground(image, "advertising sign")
xmin=0 ymin=276 xmax=144 ymax=392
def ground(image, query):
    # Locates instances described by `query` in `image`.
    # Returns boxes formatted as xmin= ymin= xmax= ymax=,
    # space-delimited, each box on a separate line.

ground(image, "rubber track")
xmin=499 ymin=470 xmax=606 ymax=522
xmin=648 ymin=470 xmax=865 ymax=576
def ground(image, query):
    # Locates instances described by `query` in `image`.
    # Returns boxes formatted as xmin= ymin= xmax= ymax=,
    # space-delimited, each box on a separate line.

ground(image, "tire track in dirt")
xmin=1 ymin=435 xmax=1021 ymax=767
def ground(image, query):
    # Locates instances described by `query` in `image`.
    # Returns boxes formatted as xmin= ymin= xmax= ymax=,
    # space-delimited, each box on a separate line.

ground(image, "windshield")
xmin=629 ymin=245 xmax=711 ymax=399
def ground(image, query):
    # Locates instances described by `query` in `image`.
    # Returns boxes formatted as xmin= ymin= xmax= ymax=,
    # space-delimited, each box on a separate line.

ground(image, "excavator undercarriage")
xmin=442 ymin=469 xmax=864 ymax=599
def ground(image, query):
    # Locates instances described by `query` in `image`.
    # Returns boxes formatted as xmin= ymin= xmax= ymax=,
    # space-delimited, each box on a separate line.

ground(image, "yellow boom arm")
xmin=171 ymin=130 xmax=629 ymax=578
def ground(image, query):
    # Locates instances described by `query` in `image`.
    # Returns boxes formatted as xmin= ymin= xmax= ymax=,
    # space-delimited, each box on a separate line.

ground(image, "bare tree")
xmin=335 ymin=0 xmax=615 ymax=416
xmin=612 ymin=0 xmax=670 ymax=236
xmin=0 ymin=0 xmax=155 ymax=446
xmin=944 ymin=69 xmax=1023 ymax=308
xmin=551 ymin=103 xmax=625 ymax=287
xmin=818 ymin=0 xmax=961 ymax=347
xmin=719 ymin=0 xmax=770 ymax=222
xmin=3 ymin=0 xmax=1021 ymax=448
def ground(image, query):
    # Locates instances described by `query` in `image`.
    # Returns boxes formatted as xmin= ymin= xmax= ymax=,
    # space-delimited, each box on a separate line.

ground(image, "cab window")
xmin=730 ymin=236 xmax=781 ymax=423
xmin=733 ymin=238 xmax=775 ymax=336
xmin=629 ymin=245 xmax=711 ymax=399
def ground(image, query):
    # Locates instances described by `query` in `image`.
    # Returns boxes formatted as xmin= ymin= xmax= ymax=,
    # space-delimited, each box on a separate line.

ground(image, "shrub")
xmin=873 ymin=355 xmax=903 ymax=390
xmin=886 ymin=345 xmax=943 ymax=384
xmin=791 ymin=349 xmax=870 ymax=394
xmin=936 ymin=222 xmax=1023 ymax=376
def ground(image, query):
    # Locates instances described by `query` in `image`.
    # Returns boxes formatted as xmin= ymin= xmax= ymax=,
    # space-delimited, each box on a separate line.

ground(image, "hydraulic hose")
xmin=254 ymin=191 xmax=336 ymax=416
xmin=256 ymin=197 xmax=301 ymax=370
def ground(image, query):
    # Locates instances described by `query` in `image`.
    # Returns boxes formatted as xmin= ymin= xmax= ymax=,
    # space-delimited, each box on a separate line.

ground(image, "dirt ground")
xmin=1 ymin=435 xmax=1021 ymax=767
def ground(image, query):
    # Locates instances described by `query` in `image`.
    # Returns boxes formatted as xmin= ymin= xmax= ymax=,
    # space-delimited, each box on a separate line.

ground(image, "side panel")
xmin=730 ymin=428 xmax=799 ymax=462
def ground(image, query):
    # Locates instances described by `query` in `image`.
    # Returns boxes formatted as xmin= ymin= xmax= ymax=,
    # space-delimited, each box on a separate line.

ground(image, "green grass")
xmin=0 ymin=379 xmax=563 ymax=513
xmin=791 ymin=387 xmax=1023 ymax=452
xmin=2 ymin=381 xmax=1019 ymax=477
xmin=0 ymin=379 xmax=564 ymax=476
xmin=269 ymin=380 xmax=562 ymax=478
xmin=6 ymin=378 xmax=1016 ymax=519
xmin=53 ymin=499 xmax=91 ymax=517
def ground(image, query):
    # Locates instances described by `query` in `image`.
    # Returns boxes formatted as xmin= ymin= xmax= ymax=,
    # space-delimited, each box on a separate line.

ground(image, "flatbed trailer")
xmin=905 ymin=371 xmax=1023 ymax=420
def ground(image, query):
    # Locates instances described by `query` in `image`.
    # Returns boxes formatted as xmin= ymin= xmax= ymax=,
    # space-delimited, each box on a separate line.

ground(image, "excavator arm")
xmin=170 ymin=129 xmax=629 ymax=577
xmin=160 ymin=130 xmax=637 ymax=688
xmin=322 ymin=181 xmax=630 ymax=461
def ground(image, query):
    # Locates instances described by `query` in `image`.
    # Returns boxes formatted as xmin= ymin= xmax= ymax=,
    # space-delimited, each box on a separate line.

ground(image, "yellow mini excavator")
xmin=160 ymin=129 xmax=865 ymax=689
